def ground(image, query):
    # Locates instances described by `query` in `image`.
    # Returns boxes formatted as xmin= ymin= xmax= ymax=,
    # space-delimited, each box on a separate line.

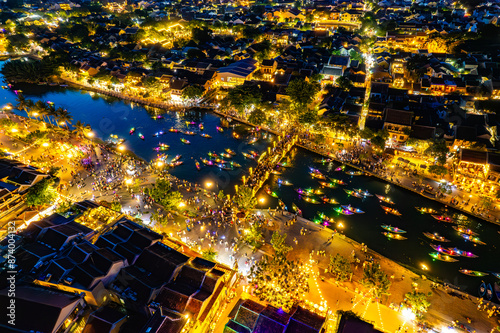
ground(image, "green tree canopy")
xmin=247 ymin=108 xmax=267 ymax=126
xmin=270 ymin=231 xmax=292 ymax=256
xmin=360 ymin=263 xmax=392 ymax=298
xmin=329 ymin=253 xmax=352 ymax=281
xmin=182 ymin=85 xmax=205 ymax=100
xmin=286 ymin=77 xmax=320 ymax=113
xmin=25 ymin=178 xmax=57 ymax=208
xmin=404 ymin=291 xmax=431 ymax=316
xmin=234 ymin=186 xmax=257 ymax=212
xmin=336 ymin=76 xmax=353 ymax=91
xmin=226 ymin=85 xmax=262 ymax=114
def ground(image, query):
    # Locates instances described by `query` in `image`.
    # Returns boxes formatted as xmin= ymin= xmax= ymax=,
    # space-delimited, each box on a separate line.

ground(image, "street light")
xmin=87 ymin=131 xmax=94 ymax=138
xmin=259 ymin=197 xmax=265 ymax=204
xmin=125 ymin=178 xmax=133 ymax=185
xmin=205 ymin=182 xmax=213 ymax=189
xmin=118 ymin=145 xmax=125 ymax=152
xmin=401 ymin=308 xmax=415 ymax=321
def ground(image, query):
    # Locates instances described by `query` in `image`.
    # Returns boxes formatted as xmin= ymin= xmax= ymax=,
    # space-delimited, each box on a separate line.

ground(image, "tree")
xmin=286 ymin=77 xmax=320 ymax=114
xmin=234 ymin=186 xmax=257 ymax=212
xmin=249 ymin=241 xmax=309 ymax=310
xmin=217 ymin=189 xmax=225 ymax=202
xmin=298 ymin=108 xmax=318 ymax=125
xmin=110 ymin=201 xmax=122 ymax=212
xmin=244 ymin=221 xmax=264 ymax=247
xmin=192 ymin=26 xmax=212 ymax=44
xmin=161 ymin=191 xmax=183 ymax=211
xmin=182 ymin=85 xmax=205 ymax=100
xmin=479 ymin=196 xmax=493 ymax=210
xmin=226 ymin=85 xmax=262 ymax=114
xmin=425 ymin=139 xmax=448 ymax=165
xmin=336 ymin=76 xmax=353 ymax=91
xmin=25 ymin=178 xmax=57 ymax=208
xmin=247 ymin=108 xmax=267 ymax=126
xmin=72 ymin=120 xmax=91 ymax=139
xmin=147 ymin=178 xmax=184 ymax=211
xmin=186 ymin=48 xmax=206 ymax=59
xmin=360 ymin=263 xmax=392 ymax=298
xmin=329 ymin=253 xmax=352 ymax=282
xmin=427 ymin=165 xmax=447 ymax=177
xmin=201 ymin=247 xmax=218 ymax=261
xmin=270 ymin=231 xmax=292 ymax=256
xmin=371 ymin=135 xmax=386 ymax=150
xmin=404 ymin=291 xmax=431 ymax=316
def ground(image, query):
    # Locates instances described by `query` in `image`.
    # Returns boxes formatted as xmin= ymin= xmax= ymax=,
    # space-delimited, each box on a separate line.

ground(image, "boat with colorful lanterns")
xmin=381 ymin=225 xmax=406 ymax=233
xmin=381 ymin=205 xmax=402 ymax=216
xmin=376 ymin=194 xmax=395 ymax=205
xmin=382 ymin=232 xmax=407 ymax=240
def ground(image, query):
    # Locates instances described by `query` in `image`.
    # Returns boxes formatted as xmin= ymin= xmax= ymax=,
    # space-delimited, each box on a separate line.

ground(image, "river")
xmin=1 ymin=65 xmax=499 ymax=297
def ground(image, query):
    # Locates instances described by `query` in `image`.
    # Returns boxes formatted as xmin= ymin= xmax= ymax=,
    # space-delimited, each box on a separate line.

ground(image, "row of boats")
xmin=479 ymin=282 xmax=500 ymax=302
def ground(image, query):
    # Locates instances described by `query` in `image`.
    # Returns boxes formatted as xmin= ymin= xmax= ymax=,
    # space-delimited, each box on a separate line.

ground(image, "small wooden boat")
xmin=452 ymin=226 xmax=478 ymax=236
xmin=225 ymin=148 xmax=236 ymax=155
xmin=460 ymin=269 xmax=488 ymax=277
xmin=310 ymin=172 xmax=326 ymax=180
xmin=184 ymin=131 xmax=196 ymax=136
xmin=451 ymin=248 xmax=478 ymax=258
xmin=129 ymin=127 xmax=136 ymax=135
xmin=431 ymin=215 xmax=455 ymax=223
xmin=221 ymin=153 xmax=232 ymax=159
xmin=249 ymin=137 xmax=258 ymax=144
xmin=152 ymin=131 xmax=165 ymax=137
xmin=208 ymin=151 xmax=218 ymax=158
xmin=153 ymin=144 xmax=169 ymax=151
xmin=201 ymin=158 xmax=214 ymax=166
xmin=321 ymin=196 xmax=338 ymax=204
xmin=460 ymin=233 xmax=486 ymax=245
xmin=329 ymin=178 xmax=347 ymax=185
xmin=271 ymin=170 xmax=282 ymax=175
xmin=479 ymin=282 xmax=486 ymax=297
xmin=486 ymin=284 xmax=494 ymax=301
xmin=341 ymin=205 xmax=364 ymax=214
xmin=232 ymin=132 xmax=240 ymax=139
xmin=170 ymin=161 xmax=183 ymax=167
xmin=195 ymin=160 xmax=201 ymax=171
xmin=169 ymin=128 xmax=180 ymax=133
xmin=277 ymin=179 xmax=293 ymax=186
xmin=354 ymin=189 xmax=372 ymax=197
xmin=278 ymin=199 xmax=286 ymax=210
xmin=199 ymin=123 xmax=204 ymax=130
xmin=335 ymin=207 xmax=354 ymax=215
xmin=491 ymin=272 xmax=500 ymax=279
xmin=292 ymin=202 xmax=301 ymax=213
xmin=429 ymin=252 xmax=458 ymax=262
xmin=423 ymin=232 xmax=450 ymax=242
xmin=171 ymin=155 xmax=182 ymax=163
xmin=381 ymin=225 xmax=406 ymax=233
xmin=381 ymin=205 xmax=402 ymax=216
xmin=383 ymin=232 xmax=407 ymax=240
xmin=376 ymin=194 xmax=395 ymax=205
xmin=200 ymin=133 xmax=212 ymax=139
xmin=230 ymin=161 xmax=241 ymax=168
xmin=264 ymin=185 xmax=279 ymax=198
xmin=218 ymin=163 xmax=233 ymax=171
xmin=415 ymin=207 xmax=438 ymax=214
xmin=249 ymin=150 xmax=259 ymax=157
xmin=303 ymin=197 xmax=320 ymax=204
xmin=346 ymin=170 xmax=363 ymax=176
xmin=138 ymin=133 xmax=145 ymax=140
xmin=295 ymin=188 xmax=311 ymax=196
xmin=242 ymin=152 xmax=255 ymax=159
xmin=216 ymin=126 xmax=224 ymax=133
xmin=344 ymin=189 xmax=363 ymax=198
xmin=180 ymin=138 xmax=190 ymax=144
xmin=305 ymin=188 xmax=323 ymax=195
xmin=335 ymin=165 xmax=345 ymax=171
xmin=186 ymin=121 xmax=196 ymax=125
xmin=430 ymin=244 xmax=460 ymax=257
xmin=319 ymin=181 xmax=336 ymax=188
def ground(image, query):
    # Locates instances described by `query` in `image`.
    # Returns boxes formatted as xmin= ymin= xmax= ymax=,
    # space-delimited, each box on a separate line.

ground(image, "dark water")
xmin=1 ymin=66 xmax=500 ymax=296
xmin=1 ymin=81 xmax=272 ymax=195
xmin=257 ymin=148 xmax=500 ymax=296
